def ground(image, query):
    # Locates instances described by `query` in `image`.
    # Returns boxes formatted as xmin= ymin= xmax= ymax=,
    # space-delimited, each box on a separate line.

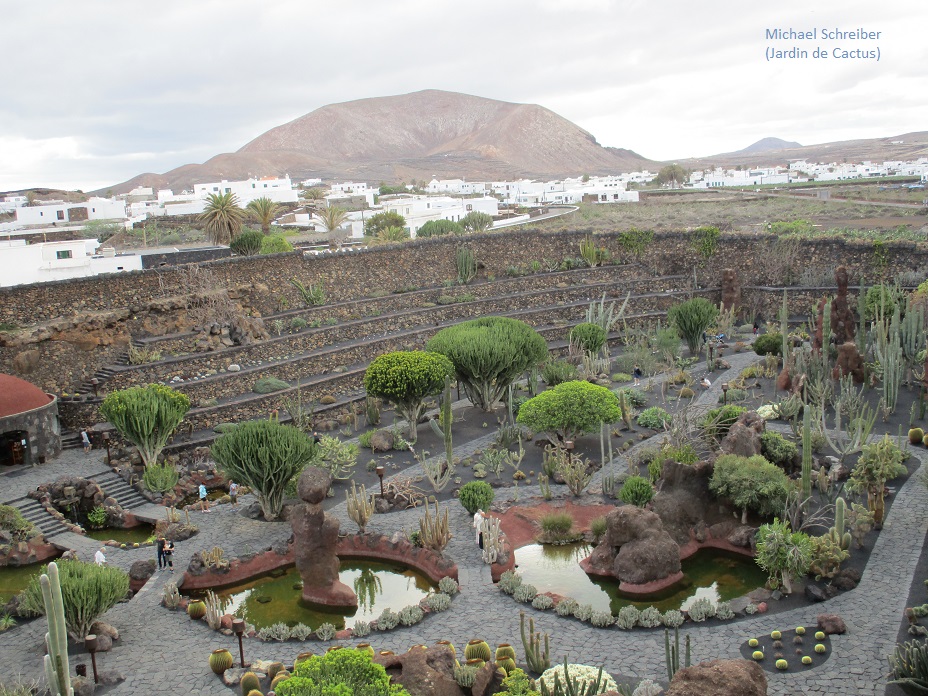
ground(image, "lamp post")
xmin=102 ymin=432 xmax=111 ymax=467
xmin=721 ymin=382 xmax=730 ymax=405
xmin=375 ymin=466 xmax=385 ymax=498
xmin=232 ymin=618 xmax=246 ymax=668
xmin=90 ymin=378 xmax=99 ymax=397
xmin=85 ymin=634 xmax=100 ymax=684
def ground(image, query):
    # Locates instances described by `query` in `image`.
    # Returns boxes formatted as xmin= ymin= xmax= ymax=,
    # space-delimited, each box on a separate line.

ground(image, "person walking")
xmin=473 ymin=509 xmax=485 ymax=550
xmin=199 ymin=483 xmax=210 ymax=513
xmin=633 ymin=365 xmax=642 ymax=387
xmin=81 ymin=429 xmax=92 ymax=454
xmin=94 ymin=546 xmax=106 ymax=566
xmin=228 ymin=481 xmax=239 ymax=507
xmin=156 ymin=536 xmax=166 ymax=570
xmin=164 ymin=539 xmax=175 ymax=572
xmin=753 ymin=320 xmax=759 ymax=336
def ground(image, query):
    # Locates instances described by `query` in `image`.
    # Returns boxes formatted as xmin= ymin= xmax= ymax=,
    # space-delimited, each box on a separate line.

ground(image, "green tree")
xmin=210 ymin=421 xmax=317 ymax=520
xmin=460 ymin=211 xmax=493 ymax=232
xmin=667 ymin=297 xmax=719 ymax=355
xmin=260 ymin=234 xmax=294 ymax=254
xmin=315 ymin=206 xmax=350 ymax=233
xmin=427 ymin=317 xmax=548 ymax=411
xmin=276 ymin=645 xmax=410 ymax=696
xmin=302 ymin=187 xmax=325 ymax=204
xmin=364 ymin=211 xmax=406 ymax=237
xmin=517 ymin=381 xmax=621 ymax=443
xmin=416 ymin=219 xmax=463 ymax=238
xmin=197 ymin=191 xmax=246 ymax=245
xmin=19 ymin=560 xmax=130 ymax=641
xmin=709 ymin=454 xmax=790 ymax=524
xmin=846 ymin=434 xmax=907 ymax=526
xmin=655 ymin=164 xmax=688 ymax=188
xmin=363 ymin=351 xmax=454 ymax=441
xmin=246 ymin=196 xmax=279 ymax=234
xmin=229 ymin=228 xmax=264 ymax=256
xmin=754 ymin=518 xmax=812 ymax=594
xmin=100 ymin=384 xmax=190 ymax=468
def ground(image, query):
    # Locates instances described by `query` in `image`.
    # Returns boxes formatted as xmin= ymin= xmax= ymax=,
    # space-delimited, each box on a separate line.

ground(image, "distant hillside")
xmin=105 ymin=90 xmax=654 ymax=193
xmin=678 ymin=132 xmax=928 ymax=169
xmin=739 ymin=137 xmax=802 ymax=153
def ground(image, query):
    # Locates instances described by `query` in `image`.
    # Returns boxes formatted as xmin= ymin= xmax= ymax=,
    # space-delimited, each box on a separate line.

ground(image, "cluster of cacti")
xmin=427 ymin=377 xmax=455 ymax=488
xmin=398 ymin=605 xmax=424 ymax=626
xmin=257 ymin=622 xmax=292 ymax=641
xmin=375 ymin=608 xmax=399 ymax=630
xmin=290 ymin=623 xmax=313 ymax=640
xmin=573 ymin=604 xmax=594 ymax=622
xmin=481 ymin=515 xmax=503 ymax=564
xmin=532 ymin=594 xmax=554 ymax=611
xmin=419 ymin=499 xmax=452 ymax=552
xmin=498 ymin=570 xmax=523 ymax=595
xmin=615 ymin=606 xmax=639 ymax=630
xmin=240 ymin=671 xmax=260 ymax=696
xmin=555 ymin=599 xmax=578 ymax=616
xmin=201 ymin=546 xmax=228 ymax=569
xmin=715 ymin=601 xmax=735 ymax=620
xmin=520 ymin=611 xmax=551 ymax=673
xmin=352 ymin=621 xmax=371 ymax=637
xmin=426 ymin=593 xmax=452 ymax=612
xmin=495 ymin=643 xmax=517 ymax=675
xmin=828 ymin=497 xmax=852 ymax=550
xmin=601 ymin=474 xmax=616 ymax=497
xmin=538 ymin=658 xmax=610 ymax=696
xmin=454 ymin=663 xmax=478 ymax=688
xmin=686 ymin=598 xmax=715 ymax=622
xmin=270 ymin=670 xmax=291 ymax=691
xmin=315 ymin=622 xmax=337 ymax=641
xmin=513 ymin=583 xmax=538 ymax=603
xmin=456 ymin=246 xmax=477 ymax=284
xmin=464 ymin=639 xmax=492 ymax=662
xmin=438 ymin=576 xmax=459 ymax=595
xmin=162 ymin=581 xmax=181 ymax=610
xmin=346 ymin=481 xmax=375 ymax=533
xmin=590 ymin=610 xmax=614 ymax=628
xmin=638 ymin=607 xmax=662 ymax=628
xmin=599 ymin=422 xmax=614 ymax=469
xmin=665 ymin=628 xmax=691 ymax=680
xmin=204 ymin=590 xmax=223 ymax=630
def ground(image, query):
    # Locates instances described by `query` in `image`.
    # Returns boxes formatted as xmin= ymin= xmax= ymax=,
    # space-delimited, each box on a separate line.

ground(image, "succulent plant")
xmin=748 ymin=638 xmax=759 ymax=647
xmin=815 ymin=631 xmax=826 ymax=640
xmin=796 ymin=627 xmax=806 ymax=635
xmin=776 ymin=659 xmax=788 ymax=670
xmin=815 ymin=644 xmax=827 ymax=654
xmin=752 ymin=651 xmax=764 ymax=660
xmin=802 ymin=656 xmax=813 ymax=665
xmin=465 ymin=639 xmax=492 ymax=663
xmin=240 ymin=671 xmax=260 ymax=696
xmin=771 ymin=630 xmax=782 ymax=640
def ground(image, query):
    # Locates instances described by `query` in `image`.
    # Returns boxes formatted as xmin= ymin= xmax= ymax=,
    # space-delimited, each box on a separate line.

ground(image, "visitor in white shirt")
xmin=94 ymin=547 xmax=106 ymax=565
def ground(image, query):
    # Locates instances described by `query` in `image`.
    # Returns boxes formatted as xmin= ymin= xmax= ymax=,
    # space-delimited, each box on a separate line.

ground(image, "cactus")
xmin=428 ymin=377 xmax=455 ymax=481
xmin=496 ymin=643 xmax=517 ymax=661
xmin=419 ymin=499 xmax=451 ymax=552
xmin=539 ymin=474 xmax=552 ymax=500
xmin=270 ymin=671 xmax=291 ymax=690
xmin=480 ymin=515 xmax=502 ymax=564
xmin=456 ymin=246 xmax=477 ymax=284
xmin=520 ymin=610 xmax=551 ymax=673
xmin=188 ymin=599 xmax=207 ymax=620
xmin=40 ymin=562 xmax=73 ymax=696
xmin=801 ymin=407 xmax=812 ymax=508
xmin=619 ymin=391 xmax=633 ymax=432
xmin=240 ymin=671 xmax=260 ymax=696
xmin=346 ymin=480 xmax=375 ymax=533
xmin=267 ymin=661 xmax=285 ymax=681
xmin=204 ymin=590 xmax=223 ymax=630
xmin=828 ymin=497 xmax=852 ymax=550
xmin=454 ymin=664 xmax=478 ymax=688
xmin=665 ymin=627 xmax=691 ymax=681
xmin=539 ymin=656 xmax=607 ymax=696
xmin=209 ymin=648 xmax=234 ymax=675
xmin=465 ymin=639 xmax=492 ymax=662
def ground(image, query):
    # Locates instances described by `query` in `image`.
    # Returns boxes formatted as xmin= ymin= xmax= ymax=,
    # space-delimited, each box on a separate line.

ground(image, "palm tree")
xmin=246 ymin=197 xmax=278 ymax=234
xmin=198 ymin=192 xmax=246 ymax=245
xmin=314 ymin=206 xmax=350 ymax=234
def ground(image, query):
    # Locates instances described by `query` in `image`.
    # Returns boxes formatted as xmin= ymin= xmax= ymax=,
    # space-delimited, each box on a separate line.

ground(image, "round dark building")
xmin=0 ymin=373 xmax=61 ymax=467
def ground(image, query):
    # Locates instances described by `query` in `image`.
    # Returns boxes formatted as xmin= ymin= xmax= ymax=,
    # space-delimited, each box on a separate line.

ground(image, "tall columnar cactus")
xmin=40 ymin=562 xmax=73 ymax=696
xmin=828 ymin=497 xmax=852 ymax=550
xmin=520 ymin=610 xmax=551 ymax=673
xmin=665 ymin=627 xmax=691 ymax=681
xmin=418 ymin=499 xmax=451 ymax=552
xmin=480 ymin=515 xmax=502 ymax=564
xmin=857 ymin=283 xmax=868 ymax=354
xmin=619 ymin=391 xmax=632 ymax=433
xmin=801 ymin=407 xmax=812 ymax=507
xmin=780 ymin=289 xmax=790 ymax=361
xmin=874 ymin=307 xmax=905 ymax=413
xmin=346 ymin=481 xmax=375 ymax=533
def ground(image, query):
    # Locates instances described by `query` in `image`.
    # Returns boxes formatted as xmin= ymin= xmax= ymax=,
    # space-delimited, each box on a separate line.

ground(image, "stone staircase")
xmin=2 ymin=495 xmax=72 ymax=540
xmin=89 ymin=471 xmax=150 ymax=510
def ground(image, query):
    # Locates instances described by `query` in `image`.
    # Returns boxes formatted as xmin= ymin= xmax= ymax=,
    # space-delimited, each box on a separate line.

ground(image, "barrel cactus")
xmin=187 ymin=600 xmax=207 ymax=620
xmin=465 ymin=639 xmax=492 ymax=662
xmin=240 ymin=671 xmax=260 ymax=696
xmin=209 ymin=648 xmax=233 ymax=675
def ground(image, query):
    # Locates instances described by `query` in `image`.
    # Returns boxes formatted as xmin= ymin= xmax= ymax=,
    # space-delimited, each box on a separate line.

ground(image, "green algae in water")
xmin=0 ymin=562 xmax=52 ymax=604
xmin=513 ymin=542 xmax=766 ymax=615
xmin=188 ymin=560 xmax=436 ymax=631
xmin=85 ymin=524 xmax=155 ymax=546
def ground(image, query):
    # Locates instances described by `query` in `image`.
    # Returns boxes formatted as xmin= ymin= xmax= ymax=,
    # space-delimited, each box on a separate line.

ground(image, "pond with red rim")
xmin=513 ymin=542 xmax=766 ymax=614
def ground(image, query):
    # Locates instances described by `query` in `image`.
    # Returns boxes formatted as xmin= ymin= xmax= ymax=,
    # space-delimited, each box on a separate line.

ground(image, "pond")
xmin=85 ymin=523 xmax=156 ymax=546
xmin=178 ymin=488 xmax=228 ymax=508
xmin=513 ymin=543 xmax=766 ymax=615
xmin=186 ymin=560 xmax=436 ymax=631
xmin=0 ymin=561 xmax=57 ymax=604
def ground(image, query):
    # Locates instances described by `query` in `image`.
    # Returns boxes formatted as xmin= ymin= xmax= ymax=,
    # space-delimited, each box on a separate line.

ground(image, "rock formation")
xmin=719 ymin=411 xmax=765 ymax=458
xmin=830 ymin=266 xmax=857 ymax=344
xmin=290 ymin=467 xmax=357 ymax=608
xmin=666 ymin=659 xmax=767 ymax=696
xmin=584 ymin=506 xmax=681 ymax=586
xmin=720 ymin=269 xmax=740 ymax=313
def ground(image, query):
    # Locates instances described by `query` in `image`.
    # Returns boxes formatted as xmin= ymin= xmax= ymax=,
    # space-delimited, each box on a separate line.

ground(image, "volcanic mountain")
xmin=109 ymin=90 xmax=653 ymax=192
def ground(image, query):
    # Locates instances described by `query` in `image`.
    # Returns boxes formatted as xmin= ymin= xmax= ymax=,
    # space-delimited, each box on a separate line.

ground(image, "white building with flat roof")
xmin=0 ymin=238 xmax=143 ymax=287
xmin=193 ymin=176 xmax=298 ymax=205
xmin=379 ymin=196 xmax=499 ymax=236
xmin=15 ymin=198 xmax=127 ymax=226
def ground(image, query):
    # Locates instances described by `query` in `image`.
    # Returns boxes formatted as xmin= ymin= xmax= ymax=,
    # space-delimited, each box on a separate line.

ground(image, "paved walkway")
xmin=0 ymin=350 xmax=922 ymax=695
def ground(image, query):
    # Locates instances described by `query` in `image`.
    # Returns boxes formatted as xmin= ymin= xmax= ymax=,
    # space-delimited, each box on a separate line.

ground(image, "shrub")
xmin=417 ymin=219 xmax=463 ymax=238
xmin=615 ymin=605 xmax=639 ymax=629
xmin=542 ymin=359 xmax=578 ymax=386
xmin=18 ymin=560 xmax=130 ymax=640
xmin=679 ymin=386 xmax=695 ymax=399
xmin=591 ymin=516 xmax=607 ymax=543
xmin=86 ymin=506 xmax=107 ymax=528
xmin=277 ymin=648 xmax=411 ymax=696
xmin=753 ymin=333 xmax=782 ymax=356
xmin=398 ymin=605 xmax=424 ymax=626
xmin=638 ymin=606 xmax=662 ymax=628
xmin=540 ymin=512 xmax=574 ymax=539
xmin=619 ymin=476 xmax=654 ymax=507
xmin=532 ymin=594 xmax=554 ymax=610
xmin=513 ymin=584 xmax=538 ymax=603
xmin=211 ymin=421 xmax=317 ymax=520
xmin=710 ymin=454 xmax=790 ymax=523
xmin=426 ymin=593 xmax=452 ymax=612
xmin=636 ymin=407 xmax=671 ymax=429
xmin=760 ymin=431 xmax=797 ymax=468
xmin=659 ymin=443 xmax=699 ymax=465
xmin=230 ymin=229 xmax=264 ymax=256
xmin=755 ymin=519 xmax=813 ymax=593
xmin=617 ymin=388 xmax=648 ymax=407
xmin=438 ymin=576 xmax=459 ymax=595
xmin=363 ymin=351 xmax=454 ymax=442
xmin=142 ymin=463 xmax=179 ymax=494
xmin=667 ymin=297 xmax=719 ymax=355
xmin=291 ymin=317 xmax=308 ymax=331
xmin=686 ymin=598 xmax=716 ymax=622
xmin=253 ymin=377 xmax=290 ymax=394
xmin=701 ymin=405 xmax=747 ymax=439
xmin=460 ymin=211 xmax=493 ymax=232
xmin=518 ymin=381 xmax=621 ymax=442
xmin=612 ymin=372 xmax=632 ymax=382
xmin=718 ymin=388 xmax=747 ymax=403
xmin=358 ymin=430 xmax=375 ymax=448
xmin=458 ymin=481 xmax=494 ymax=515
xmin=261 ymin=234 xmax=294 ymax=254
xmin=555 ymin=598 xmax=578 ymax=616
xmin=569 ymin=323 xmax=607 ymax=354
xmin=427 ymin=317 xmax=548 ymax=411
xmin=864 ymin=284 xmax=905 ymax=321
xmin=0 ymin=505 xmax=36 ymax=540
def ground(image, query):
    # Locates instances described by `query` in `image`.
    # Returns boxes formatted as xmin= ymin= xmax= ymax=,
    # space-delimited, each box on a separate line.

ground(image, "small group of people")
xmin=156 ymin=536 xmax=176 ymax=572
xmin=198 ymin=481 xmax=239 ymax=513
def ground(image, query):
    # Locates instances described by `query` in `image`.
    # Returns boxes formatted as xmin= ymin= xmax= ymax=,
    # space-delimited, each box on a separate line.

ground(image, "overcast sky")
xmin=2 ymin=0 xmax=925 ymax=192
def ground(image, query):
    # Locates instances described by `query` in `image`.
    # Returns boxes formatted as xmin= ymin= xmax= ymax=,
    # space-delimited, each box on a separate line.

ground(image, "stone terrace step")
xmin=89 ymin=473 xmax=150 ymax=510
xmin=3 ymin=497 xmax=72 ymax=539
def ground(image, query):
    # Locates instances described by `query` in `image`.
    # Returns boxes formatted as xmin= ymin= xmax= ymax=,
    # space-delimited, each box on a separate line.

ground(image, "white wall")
xmin=0 ymin=239 xmax=142 ymax=287
xmin=193 ymin=177 xmax=298 ymax=204
xmin=15 ymin=198 xmax=127 ymax=225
